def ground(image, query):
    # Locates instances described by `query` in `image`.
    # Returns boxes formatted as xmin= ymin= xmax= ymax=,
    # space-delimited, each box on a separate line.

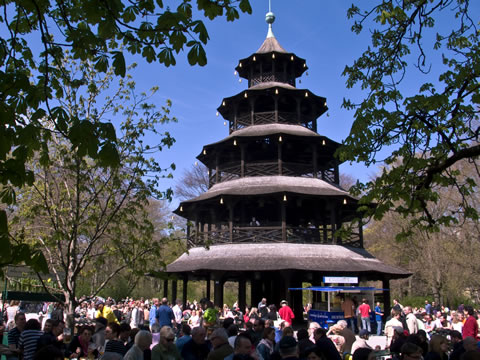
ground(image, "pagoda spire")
xmin=265 ymin=0 xmax=275 ymax=38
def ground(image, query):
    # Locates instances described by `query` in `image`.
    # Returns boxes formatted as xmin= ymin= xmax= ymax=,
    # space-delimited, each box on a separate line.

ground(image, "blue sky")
xmin=129 ymin=1 xmax=377 ymax=205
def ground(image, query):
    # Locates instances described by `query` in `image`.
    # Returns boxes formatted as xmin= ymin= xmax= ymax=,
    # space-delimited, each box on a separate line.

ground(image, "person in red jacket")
xmin=462 ymin=306 xmax=479 ymax=340
xmin=278 ymin=300 xmax=295 ymax=325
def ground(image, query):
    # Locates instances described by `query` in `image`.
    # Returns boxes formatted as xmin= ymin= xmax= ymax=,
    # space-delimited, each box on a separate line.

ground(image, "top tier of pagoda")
xmin=217 ymin=12 xmax=328 ymax=134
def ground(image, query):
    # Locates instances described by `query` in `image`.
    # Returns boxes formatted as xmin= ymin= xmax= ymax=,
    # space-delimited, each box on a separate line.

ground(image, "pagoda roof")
xmin=166 ymin=243 xmax=411 ymax=278
xmin=249 ymin=81 xmax=296 ymax=90
xmin=179 ymin=176 xmax=352 ymax=204
xmin=256 ymin=36 xmax=288 ymax=54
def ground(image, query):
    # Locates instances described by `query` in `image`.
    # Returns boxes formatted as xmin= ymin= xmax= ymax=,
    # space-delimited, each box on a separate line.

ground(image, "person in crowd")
xmin=374 ymin=302 xmax=384 ymax=336
xmin=181 ymin=326 xmax=211 ymax=360
xmin=304 ymin=346 xmax=327 ymax=360
xmin=393 ymin=299 xmax=404 ymax=313
xmin=452 ymin=312 xmax=464 ymax=334
xmin=248 ymin=307 xmax=260 ymax=322
xmin=96 ymin=300 xmax=119 ymax=324
xmin=351 ymin=329 xmax=372 ymax=356
xmin=7 ymin=312 xmax=26 ymax=360
xmin=251 ymin=319 xmax=265 ymax=346
xmin=172 ymin=299 xmax=183 ymax=333
xmin=67 ymin=325 xmax=98 ymax=359
xmin=123 ymin=330 xmax=152 ymax=360
xmin=276 ymin=335 xmax=299 ymax=360
xmin=50 ymin=304 xmax=64 ymax=322
xmin=227 ymin=324 xmax=238 ymax=348
xmin=425 ymin=301 xmax=433 ymax=316
xmin=463 ymin=306 xmax=478 ymax=340
xmin=313 ymin=328 xmax=341 ymax=360
xmin=424 ymin=314 xmax=436 ymax=334
xmin=149 ymin=298 xmax=159 ymax=329
xmin=37 ymin=319 xmax=65 ymax=355
xmin=336 ymin=320 xmax=356 ymax=354
xmin=119 ymin=323 xmax=132 ymax=345
xmin=326 ymin=324 xmax=345 ymax=355
xmin=224 ymin=334 xmax=256 ymax=360
xmin=188 ymin=309 xmax=201 ymax=328
xmin=18 ymin=319 xmax=43 ymax=360
xmin=42 ymin=319 xmax=53 ymax=333
xmin=358 ymin=298 xmax=371 ymax=333
xmin=207 ymin=327 xmax=233 ymax=360
xmin=279 ymin=301 xmax=295 ymax=326
xmin=267 ymin=305 xmax=279 ymax=321
xmin=449 ymin=331 xmax=467 ymax=360
xmin=308 ymin=322 xmax=320 ymax=343
xmin=404 ymin=306 xmax=418 ymax=335
xmin=341 ymin=296 xmax=356 ymax=333
xmin=104 ymin=322 xmax=127 ymax=356
xmin=151 ymin=326 xmax=181 ymax=360
xmin=390 ymin=327 xmax=408 ymax=355
xmin=400 ymin=342 xmax=423 ymax=360
xmin=92 ymin=316 xmax=107 ymax=350
xmin=296 ymin=328 xmax=314 ymax=359
xmin=385 ymin=310 xmax=404 ymax=348
xmin=176 ymin=324 xmax=192 ymax=353
xmin=257 ymin=326 xmax=275 ymax=360
xmin=258 ymin=298 xmax=268 ymax=316
xmin=131 ymin=301 xmax=145 ymax=329
xmin=425 ymin=334 xmax=448 ymax=360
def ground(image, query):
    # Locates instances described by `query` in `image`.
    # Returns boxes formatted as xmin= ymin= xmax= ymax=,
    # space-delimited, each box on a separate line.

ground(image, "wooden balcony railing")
xmin=187 ymin=226 xmax=362 ymax=248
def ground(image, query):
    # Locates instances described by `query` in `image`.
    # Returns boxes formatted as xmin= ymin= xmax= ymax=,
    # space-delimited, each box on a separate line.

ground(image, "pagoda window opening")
xmin=300 ymin=99 xmax=313 ymax=130
xmin=236 ymin=99 xmax=250 ymax=130
xmin=278 ymin=95 xmax=296 ymax=124
xmin=253 ymin=95 xmax=275 ymax=125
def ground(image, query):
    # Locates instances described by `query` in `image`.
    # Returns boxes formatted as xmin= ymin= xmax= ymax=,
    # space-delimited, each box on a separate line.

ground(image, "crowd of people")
xmin=1 ymin=296 xmax=480 ymax=360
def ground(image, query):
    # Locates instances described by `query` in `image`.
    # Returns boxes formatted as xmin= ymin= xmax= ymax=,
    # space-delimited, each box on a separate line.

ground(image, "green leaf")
xmin=112 ymin=51 xmax=126 ymax=77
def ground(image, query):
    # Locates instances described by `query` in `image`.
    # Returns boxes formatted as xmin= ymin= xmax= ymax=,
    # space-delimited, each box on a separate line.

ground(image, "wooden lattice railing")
xmin=187 ymin=226 xmax=362 ymax=248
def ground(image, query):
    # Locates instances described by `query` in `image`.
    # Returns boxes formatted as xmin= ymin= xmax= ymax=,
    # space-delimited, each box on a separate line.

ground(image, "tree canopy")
xmin=0 ymin=0 xmax=252 ymax=272
xmin=340 ymin=0 xmax=480 ymax=234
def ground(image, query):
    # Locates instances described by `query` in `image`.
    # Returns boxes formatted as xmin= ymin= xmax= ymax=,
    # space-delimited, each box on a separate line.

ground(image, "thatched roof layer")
xmin=249 ymin=82 xmax=296 ymax=90
xmin=181 ymin=176 xmax=351 ymax=203
xmin=166 ymin=243 xmax=410 ymax=277
xmin=256 ymin=37 xmax=288 ymax=54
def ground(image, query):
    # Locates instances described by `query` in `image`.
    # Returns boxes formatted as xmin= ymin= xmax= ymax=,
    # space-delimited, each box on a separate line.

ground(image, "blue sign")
xmin=309 ymin=309 xmax=345 ymax=328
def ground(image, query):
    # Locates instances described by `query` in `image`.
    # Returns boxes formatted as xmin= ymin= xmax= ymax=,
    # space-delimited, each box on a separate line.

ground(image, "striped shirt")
xmin=105 ymin=339 xmax=127 ymax=355
xmin=19 ymin=329 xmax=43 ymax=360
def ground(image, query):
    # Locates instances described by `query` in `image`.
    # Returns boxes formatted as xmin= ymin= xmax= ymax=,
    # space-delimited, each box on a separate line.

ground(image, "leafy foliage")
xmin=0 ymin=0 xmax=252 ymax=271
xmin=340 ymin=1 xmax=480 ymax=234
xmin=8 ymin=58 xmax=179 ymax=316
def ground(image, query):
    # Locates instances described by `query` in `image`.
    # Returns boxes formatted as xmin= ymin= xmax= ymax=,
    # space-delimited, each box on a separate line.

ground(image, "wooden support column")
xmin=163 ymin=280 xmax=169 ymax=298
xmin=383 ymin=277 xmax=391 ymax=318
xmin=281 ymin=200 xmax=287 ymax=242
xmin=278 ymin=142 xmax=283 ymax=175
xmin=233 ymin=103 xmax=238 ymax=133
xmin=171 ymin=280 xmax=178 ymax=304
xmin=313 ymin=144 xmax=318 ymax=178
xmin=215 ymin=153 xmax=220 ymax=184
xmin=229 ymin=205 xmax=234 ymax=242
xmin=334 ymin=161 xmax=340 ymax=184
xmin=312 ymin=103 xmax=317 ymax=133
xmin=238 ymin=278 xmax=246 ymax=313
xmin=240 ymin=145 xmax=245 ymax=177
xmin=194 ymin=218 xmax=199 ymax=244
xmin=182 ymin=275 xmax=188 ymax=309
xmin=274 ymin=97 xmax=278 ymax=122
xmin=206 ymin=274 xmax=211 ymax=300
xmin=250 ymin=98 xmax=255 ymax=125
xmin=330 ymin=207 xmax=337 ymax=244
xmin=186 ymin=224 xmax=190 ymax=248
xmin=213 ymin=277 xmax=224 ymax=308
xmin=359 ymin=219 xmax=364 ymax=248
xmin=296 ymin=99 xmax=302 ymax=125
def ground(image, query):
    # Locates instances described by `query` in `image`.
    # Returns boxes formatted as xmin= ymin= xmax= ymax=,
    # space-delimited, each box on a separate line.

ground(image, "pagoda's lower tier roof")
xmin=228 ymin=123 xmax=321 ymax=139
xmin=181 ymin=176 xmax=352 ymax=203
xmin=166 ymin=243 xmax=410 ymax=278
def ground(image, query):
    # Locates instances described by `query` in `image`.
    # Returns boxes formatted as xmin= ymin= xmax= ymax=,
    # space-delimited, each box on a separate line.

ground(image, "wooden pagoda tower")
xmin=168 ymin=10 xmax=409 ymax=321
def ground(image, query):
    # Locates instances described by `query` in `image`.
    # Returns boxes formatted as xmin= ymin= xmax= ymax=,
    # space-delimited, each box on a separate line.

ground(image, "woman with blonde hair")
xmin=425 ymin=334 xmax=448 ymax=360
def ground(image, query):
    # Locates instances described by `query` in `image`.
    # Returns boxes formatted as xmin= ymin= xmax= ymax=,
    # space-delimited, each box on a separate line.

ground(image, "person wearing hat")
xmin=278 ymin=301 xmax=295 ymax=326
xmin=351 ymin=329 xmax=372 ymax=356
xmin=278 ymin=335 xmax=299 ymax=360
xmin=96 ymin=300 xmax=119 ymax=325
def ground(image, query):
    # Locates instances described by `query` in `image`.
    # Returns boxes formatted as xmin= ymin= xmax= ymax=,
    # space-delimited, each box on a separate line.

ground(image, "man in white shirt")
xmin=172 ymin=299 xmax=183 ymax=335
